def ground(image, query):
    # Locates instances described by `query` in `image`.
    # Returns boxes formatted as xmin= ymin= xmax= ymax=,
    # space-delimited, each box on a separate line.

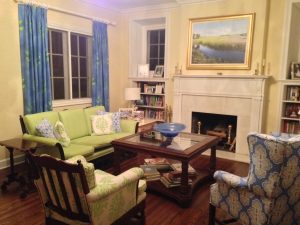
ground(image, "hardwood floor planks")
xmin=0 ymin=155 xmax=248 ymax=225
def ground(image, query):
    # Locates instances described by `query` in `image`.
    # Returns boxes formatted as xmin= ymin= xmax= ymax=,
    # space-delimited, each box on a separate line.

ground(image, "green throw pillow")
xmin=90 ymin=114 xmax=114 ymax=135
xmin=53 ymin=121 xmax=70 ymax=147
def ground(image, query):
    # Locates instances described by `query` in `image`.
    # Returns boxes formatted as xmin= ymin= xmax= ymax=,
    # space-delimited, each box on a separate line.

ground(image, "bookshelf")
xmin=130 ymin=78 xmax=168 ymax=121
xmin=279 ymin=0 xmax=300 ymax=134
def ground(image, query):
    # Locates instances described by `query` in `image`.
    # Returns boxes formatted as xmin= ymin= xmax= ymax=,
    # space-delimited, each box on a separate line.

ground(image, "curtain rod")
xmin=14 ymin=0 xmax=116 ymax=26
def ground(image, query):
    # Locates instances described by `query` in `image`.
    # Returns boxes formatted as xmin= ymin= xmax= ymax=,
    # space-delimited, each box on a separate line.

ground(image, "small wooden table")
xmin=0 ymin=138 xmax=42 ymax=198
xmin=112 ymin=131 xmax=220 ymax=207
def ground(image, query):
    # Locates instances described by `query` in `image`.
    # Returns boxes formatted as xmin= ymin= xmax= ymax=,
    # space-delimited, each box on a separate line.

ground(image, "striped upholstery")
xmin=210 ymin=132 xmax=300 ymax=225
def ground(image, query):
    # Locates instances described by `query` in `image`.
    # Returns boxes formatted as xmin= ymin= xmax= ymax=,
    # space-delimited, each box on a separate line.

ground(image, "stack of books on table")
xmin=144 ymin=158 xmax=172 ymax=171
xmin=160 ymin=172 xmax=193 ymax=188
xmin=140 ymin=165 xmax=161 ymax=181
xmin=170 ymin=163 xmax=196 ymax=175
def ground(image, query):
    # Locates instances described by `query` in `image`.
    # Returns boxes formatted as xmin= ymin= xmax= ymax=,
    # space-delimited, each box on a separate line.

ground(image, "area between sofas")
xmin=20 ymin=106 xmax=138 ymax=161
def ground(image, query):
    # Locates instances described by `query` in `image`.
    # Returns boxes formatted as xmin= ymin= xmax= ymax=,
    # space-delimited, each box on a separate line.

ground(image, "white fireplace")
xmin=172 ymin=75 xmax=268 ymax=163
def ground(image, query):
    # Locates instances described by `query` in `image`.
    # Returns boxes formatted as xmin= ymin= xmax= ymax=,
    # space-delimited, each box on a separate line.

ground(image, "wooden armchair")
xmin=29 ymin=154 xmax=146 ymax=225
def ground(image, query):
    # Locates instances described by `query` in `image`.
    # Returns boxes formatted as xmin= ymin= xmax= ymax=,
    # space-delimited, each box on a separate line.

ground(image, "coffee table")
xmin=112 ymin=131 xmax=220 ymax=207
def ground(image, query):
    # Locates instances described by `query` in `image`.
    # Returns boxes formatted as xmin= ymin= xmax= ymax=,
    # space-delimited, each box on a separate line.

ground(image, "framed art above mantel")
xmin=186 ymin=13 xmax=255 ymax=70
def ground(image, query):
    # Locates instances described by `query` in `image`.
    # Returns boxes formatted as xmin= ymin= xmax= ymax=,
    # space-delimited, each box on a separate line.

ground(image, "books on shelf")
xmin=144 ymin=158 xmax=171 ymax=170
xmin=170 ymin=163 xmax=196 ymax=175
xmin=140 ymin=165 xmax=160 ymax=181
xmin=160 ymin=172 xmax=193 ymax=188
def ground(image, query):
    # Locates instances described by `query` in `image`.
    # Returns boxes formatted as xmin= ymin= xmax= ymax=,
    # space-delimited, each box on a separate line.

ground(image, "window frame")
xmin=48 ymin=25 xmax=92 ymax=108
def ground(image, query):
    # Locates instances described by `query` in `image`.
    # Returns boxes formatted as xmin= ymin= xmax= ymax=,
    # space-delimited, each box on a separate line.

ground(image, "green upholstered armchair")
xmin=209 ymin=132 xmax=300 ymax=225
xmin=30 ymin=154 xmax=146 ymax=225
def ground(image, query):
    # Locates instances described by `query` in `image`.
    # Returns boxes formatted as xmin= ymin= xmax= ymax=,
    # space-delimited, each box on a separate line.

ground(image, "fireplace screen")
xmin=191 ymin=112 xmax=237 ymax=152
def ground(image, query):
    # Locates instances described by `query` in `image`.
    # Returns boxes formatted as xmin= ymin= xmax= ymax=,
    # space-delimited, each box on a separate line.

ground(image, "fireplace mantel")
xmin=172 ymin=75 xmax=269 ymax=163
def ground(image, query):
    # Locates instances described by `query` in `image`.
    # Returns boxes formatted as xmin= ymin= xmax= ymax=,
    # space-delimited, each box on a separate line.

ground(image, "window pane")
xmin=149 ymin=59 xmax=158 ymax=71
xmin=71 ymin=35 xmax=78 ymax=55
xmin=159 ymin=30 xmax=165 ymax=43
xmin=80 ymin=78 xmax=88 ymax=97
xmin=79 ymin=36 xmax=87 ymax=56
xmin=72 ymin=57 xmax=78 ymax=77
xmin=72 ymin=78 xmax=79 ymax=98
xmin=51 ymin=31 xmax=63 ymax=54
xmin=150 ymin=31 xmax=159 ymax=44
xmin=159 ymin=45 xmax=165 ymax=58
xmin=53 ymin=78 xmax=65 ymax=100
xmin=52 ymin=55 xmax=64 ymax=77
xmin=159 ymin=59 xmax=164 ymax=66
xmin=80 ymin=58 xmax=87 ymax=77
xmin=150 ymin=45 xmax=158 ymax=58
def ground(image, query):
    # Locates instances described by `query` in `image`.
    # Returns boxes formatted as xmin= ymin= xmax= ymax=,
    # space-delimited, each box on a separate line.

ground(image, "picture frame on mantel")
xmin=186 ymin=13 xmax=255 ymax=70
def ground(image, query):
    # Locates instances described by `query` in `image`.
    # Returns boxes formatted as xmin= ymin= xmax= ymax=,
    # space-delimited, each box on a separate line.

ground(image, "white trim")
xmin=52 ymin=98 xmax=92 ymax=108
xmin=14 ymin=0 xmax=116 ymax=25
xmin=0 ymin=155 xmax=25 ymax=170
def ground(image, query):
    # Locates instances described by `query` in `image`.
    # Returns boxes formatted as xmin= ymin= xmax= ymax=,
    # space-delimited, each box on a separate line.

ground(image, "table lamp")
xmin=125 ymin=87 xmax=140 ymax=109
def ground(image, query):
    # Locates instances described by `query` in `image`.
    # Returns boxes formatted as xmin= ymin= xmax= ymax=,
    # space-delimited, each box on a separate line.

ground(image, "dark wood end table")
xmin=112 ymin=131 xmax=220 ymax=207
xmin=0 ymin=138 xmax=43 ymax=198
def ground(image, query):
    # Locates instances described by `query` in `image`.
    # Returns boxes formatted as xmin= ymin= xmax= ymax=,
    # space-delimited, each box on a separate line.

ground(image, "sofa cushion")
xmin=97 ymin=111 xmax=122 ymax=133
xmin=23 ymin=111 xmax=59 ymax=135
xmin=91 ymin=114 xmax=114 ymax=135
xmin=83 ymin=106 xmax=105 ymax=135
xmin=63 ymin=144 xmax=94 ymax=159
xmin=53 ymin=121 xmax=71 ymax=147
xmin=59 ymin=109 xmax=89 ymax=140
xmin=71 ymin=132 xmax=132 ymax=148
xmin=36 ymin=119 xmax=55 ymax=138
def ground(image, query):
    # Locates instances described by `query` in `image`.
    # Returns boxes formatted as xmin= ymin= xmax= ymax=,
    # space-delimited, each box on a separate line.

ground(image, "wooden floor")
xmin=0 ymin=154 xmax=248 ymax=225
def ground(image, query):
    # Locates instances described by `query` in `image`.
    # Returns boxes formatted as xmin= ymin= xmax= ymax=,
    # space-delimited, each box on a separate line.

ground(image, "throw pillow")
xmin=97 ymin=110 xmax=122 ymax=132
xmin=91 ymin=114 xmax=114 ymax=135
xmin=35 ymin=119 xmax=55 ymax=138
xmin=53 ymin=121 xmax=70 ymax=147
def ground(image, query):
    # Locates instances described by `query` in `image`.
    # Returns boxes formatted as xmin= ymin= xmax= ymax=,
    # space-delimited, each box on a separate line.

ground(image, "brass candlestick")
xmin=197 ymin=121 xmax=201 ymax=134
xmin=227 ymin=125 xmax=232 ymax=144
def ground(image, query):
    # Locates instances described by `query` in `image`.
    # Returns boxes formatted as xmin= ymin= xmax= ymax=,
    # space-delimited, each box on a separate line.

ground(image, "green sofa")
xmin=20 ymin=106 xmax=138 ymax=161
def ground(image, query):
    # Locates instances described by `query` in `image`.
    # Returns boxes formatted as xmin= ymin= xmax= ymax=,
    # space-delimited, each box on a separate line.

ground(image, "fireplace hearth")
xmin=192 ymin=112 xmax=237 ymax=152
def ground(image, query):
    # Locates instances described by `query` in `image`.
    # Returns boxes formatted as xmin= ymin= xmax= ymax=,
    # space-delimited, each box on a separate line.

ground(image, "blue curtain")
xmin=18 ymin=4 xmax=52 ymax=114
xmin=92 ymin=21 xmax=109 ymax=111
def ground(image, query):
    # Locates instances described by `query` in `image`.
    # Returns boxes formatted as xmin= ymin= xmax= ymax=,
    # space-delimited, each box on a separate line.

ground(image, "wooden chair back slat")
xmin=45 ymin=168 xmax=62 ymax=210
xmin=68 ymin=172 xmax=84 ymax=215
xmin=55 ymin=170 xmax=71 ymax=212
xmin=39 ymin=166 xmax=52 ymax=205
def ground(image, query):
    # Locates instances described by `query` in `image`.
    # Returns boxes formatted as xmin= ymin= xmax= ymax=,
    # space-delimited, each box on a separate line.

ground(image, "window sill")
xmin=52 ymin=98 xmax=92 ymax=108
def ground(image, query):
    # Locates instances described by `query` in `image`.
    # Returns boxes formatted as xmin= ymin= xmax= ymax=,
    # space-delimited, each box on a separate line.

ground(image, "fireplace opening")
xmin=191 ymin=112 xmax=237 ymax=152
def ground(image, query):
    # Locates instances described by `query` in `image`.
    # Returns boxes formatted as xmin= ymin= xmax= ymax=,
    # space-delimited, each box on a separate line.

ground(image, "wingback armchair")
xmin=29 ymin=154 xmax=146 ymax=225
xmin=209 ymin=132 xmax=300 ymax=225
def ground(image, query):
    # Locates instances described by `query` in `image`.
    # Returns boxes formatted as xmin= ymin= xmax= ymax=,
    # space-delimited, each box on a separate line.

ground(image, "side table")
xmin=138 ymin=119 xmax=160 ymax=132
xmin=0 ymin=138 xmax=42 ymax=198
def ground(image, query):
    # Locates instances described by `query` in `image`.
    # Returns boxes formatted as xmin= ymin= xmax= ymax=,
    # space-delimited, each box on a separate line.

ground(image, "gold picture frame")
xmin=186 ymin=13 xmax=255 ymax=70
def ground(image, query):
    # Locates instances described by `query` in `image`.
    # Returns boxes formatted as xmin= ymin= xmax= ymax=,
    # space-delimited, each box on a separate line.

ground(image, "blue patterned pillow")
xmin=97 ymin=110 xmax=122 ymax=132
xmin=36 ymin=119 xmax=55 ymax=138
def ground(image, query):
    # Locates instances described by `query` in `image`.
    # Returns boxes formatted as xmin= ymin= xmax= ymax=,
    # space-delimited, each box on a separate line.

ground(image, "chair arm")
xmin=214 ymin=170 xmax=247 ymax=188
xmin=120 ymin=119 xmax=139 ymax=133
xmin=86 ymin=167 xmax=144 ymax=203
xmin=23 ymin=134 xmax=59 ymax=146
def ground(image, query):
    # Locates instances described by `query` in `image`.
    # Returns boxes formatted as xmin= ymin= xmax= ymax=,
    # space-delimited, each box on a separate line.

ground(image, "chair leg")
xmin=209 ymin=203 xmax=216 ymax=225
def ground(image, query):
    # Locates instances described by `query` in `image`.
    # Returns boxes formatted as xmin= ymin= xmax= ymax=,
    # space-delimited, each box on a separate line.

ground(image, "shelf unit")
xmin=279 ymin=0 xmax=300 ymax=134
xmin=130 ymin=78 xmax=168 ymax=121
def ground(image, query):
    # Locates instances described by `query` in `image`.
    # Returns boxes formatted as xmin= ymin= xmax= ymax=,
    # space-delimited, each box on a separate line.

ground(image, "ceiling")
xmin=82 ymin=0 xmax=215 ymax=11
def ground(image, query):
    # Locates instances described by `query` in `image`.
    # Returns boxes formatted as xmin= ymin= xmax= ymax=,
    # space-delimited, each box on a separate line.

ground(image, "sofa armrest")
xmin=120 ymin=120 xmax=139 ymax=133
xmin=214 ymin=170 xmax=247 ymax=188
xmin=23 ymin=134 xmax=59 ymax=146
xmin=86 ymin=167 xmax=144 ymax=202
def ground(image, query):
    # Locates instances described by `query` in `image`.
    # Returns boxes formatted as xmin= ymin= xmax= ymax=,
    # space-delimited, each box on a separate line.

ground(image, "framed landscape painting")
xmin=187 ymin=13 xmax=255 ymax=70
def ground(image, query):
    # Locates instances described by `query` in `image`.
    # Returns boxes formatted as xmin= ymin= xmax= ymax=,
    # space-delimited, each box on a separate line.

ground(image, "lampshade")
xmin=125 ymin=87 xmax=140 ymax=101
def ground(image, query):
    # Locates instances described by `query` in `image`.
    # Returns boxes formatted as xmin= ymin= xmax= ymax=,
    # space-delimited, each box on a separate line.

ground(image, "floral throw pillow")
xmin=53 ymin=121 xmax=70 ymax=147
xmin=97 ymin=110 xmax=122 ymax=132
xmin=36 ymin=119 xmax=55 ymax=138
xmin=91 ymin=114 xmax=114 ymax=135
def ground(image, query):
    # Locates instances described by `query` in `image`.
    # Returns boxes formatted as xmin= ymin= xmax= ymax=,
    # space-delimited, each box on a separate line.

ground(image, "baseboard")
xmin=0 ymin=155 xmax=25 ymax=170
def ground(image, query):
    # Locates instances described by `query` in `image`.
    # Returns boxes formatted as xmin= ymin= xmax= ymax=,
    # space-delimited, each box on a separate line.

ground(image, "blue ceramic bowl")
xmin=154 ymin=123 xmax=186 ymax=138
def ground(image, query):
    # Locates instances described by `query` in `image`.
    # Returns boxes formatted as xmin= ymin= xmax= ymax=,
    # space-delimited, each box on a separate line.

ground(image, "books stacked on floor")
xmin=144 ymin=158 xmax=172 ymax=171
xmin=140 ymin=165 xmax=161 ymax=181
xmin=160 ymin=172 xmax=193 ymax=188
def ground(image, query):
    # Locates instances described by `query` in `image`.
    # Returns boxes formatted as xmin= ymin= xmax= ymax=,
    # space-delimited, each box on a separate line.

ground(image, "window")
xmin=48 ymin=29 xmax=92 ymax=101
xmin=147 ymin=29 xmax=165 ymax=71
